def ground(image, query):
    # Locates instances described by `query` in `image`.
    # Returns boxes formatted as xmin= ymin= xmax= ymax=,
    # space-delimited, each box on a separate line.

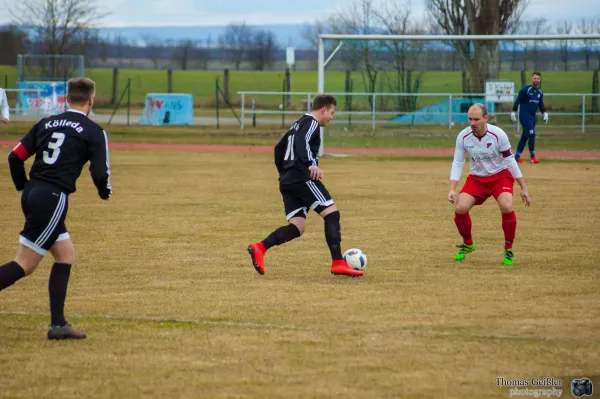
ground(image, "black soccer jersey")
xmin=274 ymin=114 xmax=321 ymax=185
xmin=8 ymin=110 xmax=112 ymax=199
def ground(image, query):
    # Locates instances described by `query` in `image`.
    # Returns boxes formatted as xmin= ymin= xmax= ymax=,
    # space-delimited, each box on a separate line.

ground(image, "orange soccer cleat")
xmin=331 ymin=259 xmax=364 ymax=277
xmin=531 ymin=157 xmax=539 ymax=164
xmin=247 ymin=243 xmax=266 ymax=275
xmin=516 ymin=157 xmax=524 ymax=164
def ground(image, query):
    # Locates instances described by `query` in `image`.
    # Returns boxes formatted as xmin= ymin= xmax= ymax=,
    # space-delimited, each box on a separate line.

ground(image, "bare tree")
xmin=311 ymin=0 xmax=427 ymax=111
xmin=141 ymin=34 xmax=165 ymax=69
xmin=218 ymin=23 xmax=252 ymax=71
xmin=171 ymin=39 xmax=212 ymax=70
xmin=556 ymin=20 xmax=573 ymax=71
xmin=247 ymin=29 xmax=278 ymax=71
xmin=525 ymin=17 xmax=550 ymax=71
xmin=10 ymin=0 xmax=107 ymax=55
xmin=0 ymin=25 xmax=28 ymax=65
xmin=172 ymin=40 xmax=196 ymax=70
xmin=504 ymin=19 xmax=521 ymax=71
xmin=71 ymin=28 xmax=101 ymax=63
xmin=427 ymin=0 xmax=529 ymax=93
xmin=197 ymin=37 xmax=212 ymax=70
xmin=373 ymin=1 xmax=427 ymax=112
xmin=98 ymin=37 xmax=109 ymax=63
xmin=113 ymin=34 xmax=129 ymax=66
xmin=326 ymin=0 xmax=382 ymax=106
xmin=578 ymin=17 xmax=600 ymax=70
xmin=301 ymin=21 xmax=335 ymax=65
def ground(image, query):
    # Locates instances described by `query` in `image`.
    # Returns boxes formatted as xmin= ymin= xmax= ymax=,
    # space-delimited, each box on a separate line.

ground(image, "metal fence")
xmin=238 ymin=91 xmax=600 ymax=133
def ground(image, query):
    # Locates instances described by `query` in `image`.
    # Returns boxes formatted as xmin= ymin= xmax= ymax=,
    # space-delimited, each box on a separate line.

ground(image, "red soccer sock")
xmin=502 ymin=211 xmax=517 ymax=250
xmin=454 ymin=212 xmax=473 ymax=246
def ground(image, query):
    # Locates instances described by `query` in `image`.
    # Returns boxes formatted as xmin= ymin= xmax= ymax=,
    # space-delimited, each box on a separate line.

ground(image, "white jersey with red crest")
xmin=450 ymin=124 xmax=522 ymax=181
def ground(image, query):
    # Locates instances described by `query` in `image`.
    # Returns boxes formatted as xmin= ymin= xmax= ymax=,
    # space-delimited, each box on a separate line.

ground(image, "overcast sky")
xmin=0 ymin=0 xmax=598 ymax=27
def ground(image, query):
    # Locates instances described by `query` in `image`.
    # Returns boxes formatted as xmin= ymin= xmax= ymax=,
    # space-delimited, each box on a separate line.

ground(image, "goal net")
xmin=15 ymin=54 xmax=85 ymax=116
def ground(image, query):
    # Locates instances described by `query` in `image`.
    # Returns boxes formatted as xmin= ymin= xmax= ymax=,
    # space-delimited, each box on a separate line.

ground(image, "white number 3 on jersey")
xmin=43 ymin=132 xmax=66 ymax=164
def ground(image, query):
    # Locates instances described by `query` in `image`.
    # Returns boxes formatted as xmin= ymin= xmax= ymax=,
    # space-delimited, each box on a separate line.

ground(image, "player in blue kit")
xmin=510 ymin=72 xmax=548 ymax=164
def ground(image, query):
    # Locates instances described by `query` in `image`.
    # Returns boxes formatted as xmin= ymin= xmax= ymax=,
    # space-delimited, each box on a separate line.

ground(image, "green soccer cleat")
xmin=502 ymin=249 xmax=514 ymax=265
xmin=454 ymin=243 xmax=475 ymax=261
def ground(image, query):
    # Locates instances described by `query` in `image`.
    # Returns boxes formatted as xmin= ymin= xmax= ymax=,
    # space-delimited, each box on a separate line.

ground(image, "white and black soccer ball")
xmin=343 ymin=248 xmax=367 ymax=271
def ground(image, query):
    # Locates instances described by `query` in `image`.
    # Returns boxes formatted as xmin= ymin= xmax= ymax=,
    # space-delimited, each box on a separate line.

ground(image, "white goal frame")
xmin=316 ymin=33 xmax=600 ymax=155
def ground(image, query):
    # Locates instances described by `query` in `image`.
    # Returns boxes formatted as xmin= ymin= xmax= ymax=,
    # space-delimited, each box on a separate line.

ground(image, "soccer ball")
xmin=343 ymin=248 xmax=367 ymax=271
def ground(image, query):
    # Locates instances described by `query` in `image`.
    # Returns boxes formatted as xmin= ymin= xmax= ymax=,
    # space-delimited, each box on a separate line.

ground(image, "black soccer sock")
xmin=528 ymin=134 xmax=536 ymax=157
xmin=261 ymin=224 xmax=301 ymax=251
xmin=324 ymin=211 xmax=343 ymax=260
xmin=48 ymin=263 xmax=72 ymax=326
xmin=0 ymin=261 xmax=26 ymax=291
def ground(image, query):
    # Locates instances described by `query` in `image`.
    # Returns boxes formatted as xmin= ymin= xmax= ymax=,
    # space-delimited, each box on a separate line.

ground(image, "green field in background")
xmin=0 ymin=66 xmax=596 ymax=110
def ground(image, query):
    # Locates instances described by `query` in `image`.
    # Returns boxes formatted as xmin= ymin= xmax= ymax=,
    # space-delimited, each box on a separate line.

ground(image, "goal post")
xmin=316 ymin=33 xmax=600 ymax=155
xmin=15 ymin=54 xmax=85 ymax=116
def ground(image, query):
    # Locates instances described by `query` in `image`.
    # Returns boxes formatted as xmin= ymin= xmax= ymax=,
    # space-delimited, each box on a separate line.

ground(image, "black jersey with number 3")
xmin=8 ymin=110 xmax=112 ymax=199
xmin=274 ymin=114 xmax=321 ymax=185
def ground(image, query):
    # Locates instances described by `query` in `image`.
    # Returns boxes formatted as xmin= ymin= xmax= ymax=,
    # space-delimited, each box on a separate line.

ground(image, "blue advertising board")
xmin=17 ymin=81 xmax=67 ymax=116
xmin=140 ymin=93 xmax=193 ymax=125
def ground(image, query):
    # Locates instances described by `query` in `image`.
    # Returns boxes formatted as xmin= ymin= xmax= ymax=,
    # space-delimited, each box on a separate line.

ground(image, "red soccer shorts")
xmin=460 ymin=169 xmax=515 ymax=205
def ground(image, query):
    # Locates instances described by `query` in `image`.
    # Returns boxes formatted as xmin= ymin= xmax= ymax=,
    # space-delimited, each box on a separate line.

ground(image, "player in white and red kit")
xmin=448 ymin=104 xmax=531 ymax=265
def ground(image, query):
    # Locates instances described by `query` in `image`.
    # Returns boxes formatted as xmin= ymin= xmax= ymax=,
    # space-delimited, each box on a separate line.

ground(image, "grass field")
xmin=2 ymin=122 xmax=600 ymax=152
xmin=0 ymin=65 xmax=596 ymax=110
xmin=0 ymin=145 xmax=599 ymax=398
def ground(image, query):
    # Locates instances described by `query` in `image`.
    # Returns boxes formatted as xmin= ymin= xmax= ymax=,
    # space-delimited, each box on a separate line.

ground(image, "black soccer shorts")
xmin=280 ymin=180 xmax=335 ymax=220
xmin=19 ymin=180 xmax=70 ymax=255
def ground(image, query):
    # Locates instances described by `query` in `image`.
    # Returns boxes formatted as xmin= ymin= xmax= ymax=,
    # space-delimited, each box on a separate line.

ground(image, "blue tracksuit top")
xmin=512 ymin=85 xmax=546 ymax=120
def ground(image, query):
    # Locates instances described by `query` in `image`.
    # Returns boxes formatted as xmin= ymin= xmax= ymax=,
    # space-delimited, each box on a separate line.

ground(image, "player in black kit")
xmin=0 ymin=77 xmax=112 ymax=340
xmin=248 ymin=94 xmax=363 ymax=277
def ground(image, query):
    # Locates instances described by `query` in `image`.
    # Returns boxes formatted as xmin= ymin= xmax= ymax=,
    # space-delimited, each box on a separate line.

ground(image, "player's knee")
xmin=496 ymin=197 xmax=513 ymax=213
xmin=290 ymin=219 xmax=306 ymax=236
xmin=13 ymin=256 xmax=41 ymax=276
xmin=324 ymin=209 xmax=340 ymax=222
xmin=522 ymin=127 xmax=535 ymax=138
xmin=455 ymin=194 xmax=477 ymax=214
xmin=318 ymin=204 xmax=338 ymax=218
xmin=498 ymin=202 xmax=513 ymax=213
xmin=455 ymin=203 xmax=472 ymax=214
xmin=455 ymin=205 xmax=467 ymax=214
xmin=51 ymin=244 xmax=74 ymax=264
xmin=54 ymin=252 xmax=74 ymax=265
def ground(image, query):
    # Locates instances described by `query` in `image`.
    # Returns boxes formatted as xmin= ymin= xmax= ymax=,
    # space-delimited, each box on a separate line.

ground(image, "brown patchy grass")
xmin=1 ymin=150 xmax=599 ymax=399
xmin=2 ymin=122 xmax=600 ymax=151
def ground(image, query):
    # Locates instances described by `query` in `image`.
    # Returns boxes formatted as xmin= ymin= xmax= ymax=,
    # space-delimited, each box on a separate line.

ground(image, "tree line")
xmin=0 ymin=22 xmax=281 ymax=71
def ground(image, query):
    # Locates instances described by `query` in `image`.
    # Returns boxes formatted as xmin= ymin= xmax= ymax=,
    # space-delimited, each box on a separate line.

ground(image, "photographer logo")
xmin=571 ymin=378 xmax=593 ymax=397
